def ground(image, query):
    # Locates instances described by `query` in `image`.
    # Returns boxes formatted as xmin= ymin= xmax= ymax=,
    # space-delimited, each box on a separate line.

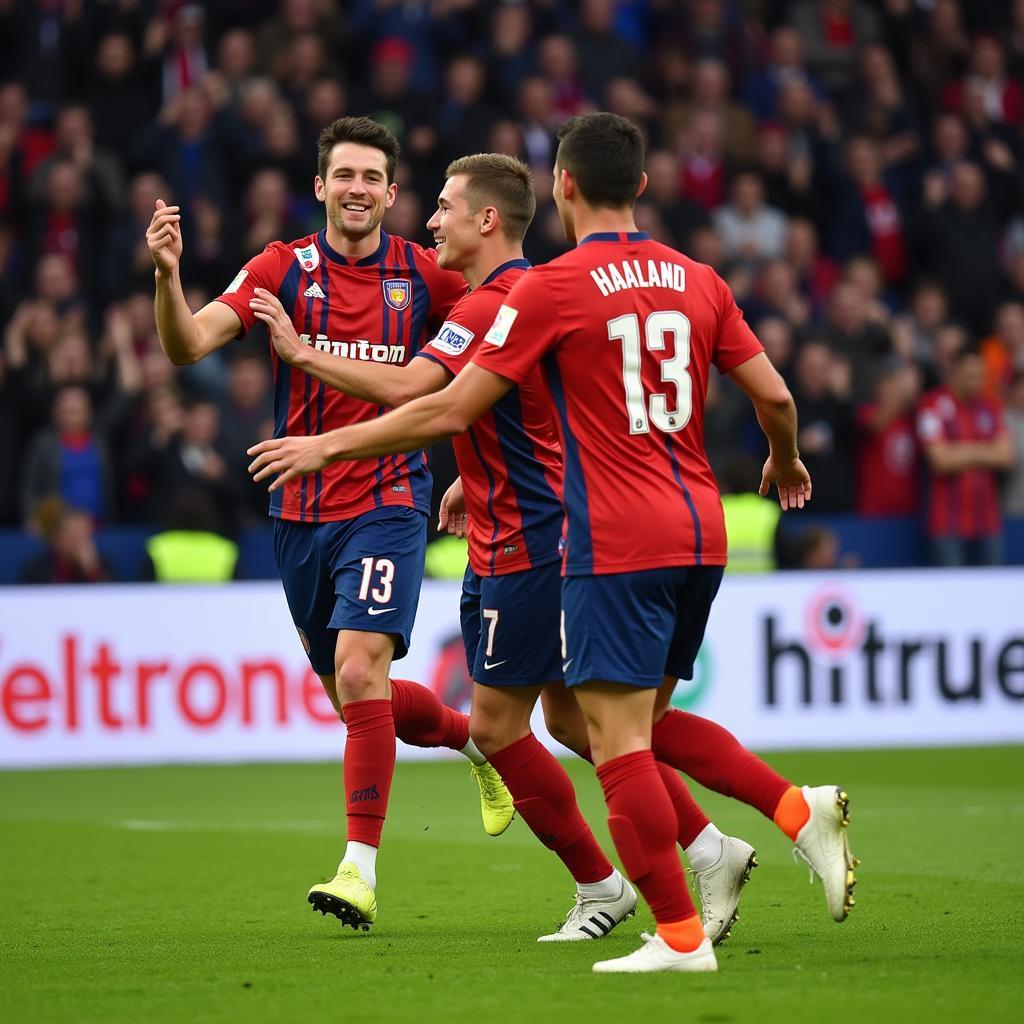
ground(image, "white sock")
xmin=460 ymin=738 xmax=487 ymax=766
xmin=686 ymin=822 xmax=725 ymax=873
xmin=342 ymin=841 xmax=378 ymax=890
xmin=577 ymin=868 xmax=622 ymax=901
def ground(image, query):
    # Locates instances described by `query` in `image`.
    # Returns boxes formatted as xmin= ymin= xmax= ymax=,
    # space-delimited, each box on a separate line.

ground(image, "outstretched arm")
xmin=148 ymin=199 xmax=241 ymax=364
xmin=248 ymin=363 xmax=513 ymax=491
xmin=249 ymin=287 xmax=450 ymax=405
xmin=728 ymin=352 xmax=812 ymax=510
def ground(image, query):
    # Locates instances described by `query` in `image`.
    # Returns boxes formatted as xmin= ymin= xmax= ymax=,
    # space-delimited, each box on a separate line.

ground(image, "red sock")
xmin=596 ymin=750 xmax=697 ymax=925
xmin=389 ymin=678 xmax=470 ymax=751
xmin=341 ymin=699 xmax=395 ymax=846
xmin=488 ymin=734 xmax=613 ymax=884
xmin=657 ymin=763 xmax=710 ymax=848
xmin=583 ymin=746 xmax=709 ymax=848
xmin=651 ymin=710 xmax=791 ymax=820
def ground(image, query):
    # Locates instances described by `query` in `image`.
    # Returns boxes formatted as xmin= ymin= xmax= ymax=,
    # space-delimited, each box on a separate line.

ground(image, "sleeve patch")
xmin=429 ymin=321 xmax=475 ymax=356
xmin=917 ymin=408 xmax=942 ymax=442
xmin=484 ymin=304 xmax=519 ymax=348
xmin=224 ymin=269 xmax=249 ymax=294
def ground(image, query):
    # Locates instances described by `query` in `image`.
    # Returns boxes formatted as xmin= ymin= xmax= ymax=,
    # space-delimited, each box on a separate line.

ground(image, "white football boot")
xmin=793 ymin=785 xmax=859 ymax=921
xmin=592 ymin=933 xmax=718 ymax=974
xmin=694 ymin=835 xmax=758 ymax=945
xmin=537 ymin=874 xmax=638 ymax=942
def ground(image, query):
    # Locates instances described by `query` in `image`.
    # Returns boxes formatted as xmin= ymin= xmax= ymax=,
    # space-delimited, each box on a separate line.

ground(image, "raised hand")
xmin=146 ymin=199 xmax=182 ymax=275
xmin=247 ymin=434 xmax=331 ymax=492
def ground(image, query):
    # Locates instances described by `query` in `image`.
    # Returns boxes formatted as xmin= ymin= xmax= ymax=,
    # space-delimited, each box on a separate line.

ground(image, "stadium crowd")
xmin=2 ymin=0 xmax=1024 ymax=575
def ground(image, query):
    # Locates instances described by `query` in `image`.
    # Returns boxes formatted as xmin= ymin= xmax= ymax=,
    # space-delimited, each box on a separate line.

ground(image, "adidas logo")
xmin=304 ymin=282 xmax=326 ymax=299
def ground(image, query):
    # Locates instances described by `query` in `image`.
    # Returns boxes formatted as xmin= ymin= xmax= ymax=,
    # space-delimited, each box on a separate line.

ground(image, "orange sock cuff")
xmin=773 ymin=785 xmax=810 ymax=841
xmin=656 ymin=914 xmax=705 ymax=953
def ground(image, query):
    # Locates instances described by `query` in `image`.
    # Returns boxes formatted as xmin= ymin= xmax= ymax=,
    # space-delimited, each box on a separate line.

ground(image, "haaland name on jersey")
xmin=589 ymin=259 xmax=687 ymax=297
xmin=298 ymin=332 xmax=406 ymax=363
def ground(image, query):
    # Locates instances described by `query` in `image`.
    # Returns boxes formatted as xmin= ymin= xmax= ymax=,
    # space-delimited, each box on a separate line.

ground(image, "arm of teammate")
xmin=728 ymin=352 xmax=812 ymax=510
xmin=438 ymin=475 xmax=468 ymax=538
xmin=148 ymin=199 xmax=241 ymax=364
xmin=924 ymin=433 xmax=1015 ymax=473
xmin=247 ymin=363 xmax=513 ymax=491
xmin=248 ymin=287 xmax=451 ymax=405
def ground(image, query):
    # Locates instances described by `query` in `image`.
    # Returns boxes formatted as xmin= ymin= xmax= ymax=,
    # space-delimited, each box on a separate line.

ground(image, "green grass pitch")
xmin=2 ymin=746 xmax=1022 ymax=1023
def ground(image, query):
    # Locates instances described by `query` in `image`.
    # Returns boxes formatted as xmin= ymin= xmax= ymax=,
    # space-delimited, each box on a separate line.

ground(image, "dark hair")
xmin=444 ymin=153 xmax=536 ymax=242
xmin=555 ymin=112 xmax=644 ymax=209
xmin=317 ymin=116 xmax=401 ymax=183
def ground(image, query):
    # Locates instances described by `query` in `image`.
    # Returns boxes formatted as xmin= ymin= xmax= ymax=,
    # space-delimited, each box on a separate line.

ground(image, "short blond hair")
xmin=444 ymin=153 xmax=535 ymax=242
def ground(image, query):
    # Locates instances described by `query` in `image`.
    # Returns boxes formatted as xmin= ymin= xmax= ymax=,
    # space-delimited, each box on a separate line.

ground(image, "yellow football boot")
xmin=307 ymin=861 xmax=377 ymax=931
xmin=470 ymin=761 xmax=515 ymax=836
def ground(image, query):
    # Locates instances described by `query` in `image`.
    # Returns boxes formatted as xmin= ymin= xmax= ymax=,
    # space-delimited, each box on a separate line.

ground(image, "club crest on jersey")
xmin=430 ymin=321 xmax=474 ymax=356
xmin=383 ymin=278 xmax=412 ymax=310
xmin=293 ymin=244 xmax=320 ymax=272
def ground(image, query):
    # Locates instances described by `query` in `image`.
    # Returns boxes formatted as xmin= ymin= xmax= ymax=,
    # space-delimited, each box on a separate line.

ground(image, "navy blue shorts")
xmin=273 ymin=507 xmax=427 ymax=676
xmin=560 ymin=565 xmax=724 ymax=688
xmin=460 ymin=560 xmax=563 ymax=687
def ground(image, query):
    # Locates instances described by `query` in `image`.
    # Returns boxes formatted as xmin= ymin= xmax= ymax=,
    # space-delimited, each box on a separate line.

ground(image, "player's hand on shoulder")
xmin=247 ymin=434 xmax=330 ymax=492
xmin=250 ymin=287 xmax=304 ymax=365
xmin=438 ymin=476 xmax=468 ymax=538
xmin=146 ymin=199 xmax=182 ymax=275
xmin=759 ymin=455 xmax=812 ymax=511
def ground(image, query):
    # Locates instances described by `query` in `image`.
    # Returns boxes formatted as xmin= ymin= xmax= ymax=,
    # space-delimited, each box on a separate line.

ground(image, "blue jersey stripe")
xmin=542 ymin=353 xmax=593 ymax=573
xmin=467 ymin=424 xmax=501 ymax=575
xmin=298 ymin=271 xmax=317 ymax=522
xmin=402 ymin=243 xmax=435 ymax=512
xmin=491 ymin=388 xmax=563 ymax=568
xmin=310 ymin=260 xmax=331 ymax=522
xmin=270 ymin=262 xmax=303 ymax=519
xmin=663 ymin=435 xmax=702 ymax=565
xmin=371 ymin=263 xmax=392 ymax=508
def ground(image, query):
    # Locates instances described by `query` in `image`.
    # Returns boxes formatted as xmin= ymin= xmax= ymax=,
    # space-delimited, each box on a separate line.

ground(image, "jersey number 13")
xmin=608 ymin=311 xmax=692 ymax=435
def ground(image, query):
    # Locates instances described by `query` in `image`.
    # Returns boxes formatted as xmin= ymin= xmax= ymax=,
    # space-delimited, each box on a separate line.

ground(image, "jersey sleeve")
xmin=415 ymin=293 xmax=480 ymax=377
xmin=916 ymin=397 xmax=944 ymax=445
xmin=471 ymin=272 xmax=559 ymax=384
xmin=711 ymin=272 xmax=764 ymax=374
xmin=213 ymin=244 xmax=290 ymax=335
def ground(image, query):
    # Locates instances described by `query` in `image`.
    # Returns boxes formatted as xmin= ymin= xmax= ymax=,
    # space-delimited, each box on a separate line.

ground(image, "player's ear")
xmin=385 ymin=181 xmax=398 ymax=208
xmin=635 ymin=171 xmax=648 ymax=200
xmin=314 ymin=175 xmax=326 ymax=202
xmin=479 ymin=205 xmax=499 ymax=236
xmin=559 ymin=167 xmax=574 ymax=200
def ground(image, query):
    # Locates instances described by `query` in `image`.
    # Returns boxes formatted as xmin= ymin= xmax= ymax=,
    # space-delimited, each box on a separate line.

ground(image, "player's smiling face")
xmin=316 ymin=142 xmax=396 ymax=241
xmin=427 ymin=174 xmax=477 ymax=272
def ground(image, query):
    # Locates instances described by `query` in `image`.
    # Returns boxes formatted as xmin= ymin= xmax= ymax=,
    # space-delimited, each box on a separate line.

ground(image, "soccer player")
xmin=247 ymin=114 xmax=858 ymax=973
xmin=246 ymin=152 xmax=749 ymax=943
xmin=146 ymin=116 xmax=516 ymax=932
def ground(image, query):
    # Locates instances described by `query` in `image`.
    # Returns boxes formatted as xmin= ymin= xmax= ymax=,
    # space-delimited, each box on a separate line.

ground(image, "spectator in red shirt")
xmin=917 ymin=350 xmax=1016 ymax=566
xmin=856 ymin=362 xmax=922 ymax=516
xmin=942 ymin=35 xmax=1024 ymax=127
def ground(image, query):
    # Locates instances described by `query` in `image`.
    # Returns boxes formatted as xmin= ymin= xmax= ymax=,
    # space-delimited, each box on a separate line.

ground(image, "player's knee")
xmin=468 ymin=710 xmax=519 ymax=758
xmin=334 ymin=653 xmax=386 ymax=704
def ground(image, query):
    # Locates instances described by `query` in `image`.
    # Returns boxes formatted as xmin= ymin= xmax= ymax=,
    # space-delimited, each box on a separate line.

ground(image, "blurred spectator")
xmin=517 ymin=77 xmax=558 ymax=168
xmin=87 ymin=34 xmax=160 ymax=169
xmin=820 ymin=281 xmax=892 ymax=403
xmin=481 ymin=3 xmax=536 ymax=106
xmin=855 ymin=362 xmax=922 ymax=517
xmin=719 ymin=454 xmax=781 ymax=573
xmin=753 ymin=122 xmax=820 ymax=223
xmin=1004 ymin=371 xmax=1024 ymax=516
xmin=891 ymin=278 xmax=949 ymax=369
xmin=830 ymin=136 xmax=907 ymax=287
xmin=19 ymin=499 xmax=114 ymax=585
xmin=156 ymin=5 xmax=211 ymax=103
xmin=915 ymin=161 xmax=1003 ymax=337
xmin=917 ymin=349 xmax=1015 ymax=566
xmin=756 ymin=315 xmax=797 ymax=385
xmin=537 ymin=35 xmax=590 ymax=119
xmin=659 ymin=0 xmax=750 ymax=84
xmin=749 ymin=259 xmax=811 ymax=332
xmin=575 ymin=0 xmax=638 ymax=104
xmin=664 ymin=58 xmax=756 ymax=165
xmin=215 ymin=29 xmax=258 ymax=101
xmin=942 ymin=35 xmax=1024 ymax=127
xmin=784 ymin=217 xmax=840 ymax=318
xmin=792 ymin=524 xmax=842 ymax=569
xmin=143 ymin=487 xmax=239 ymax=583
xmin=789 ymin=0 xmax=882 ymax=100
xmin=21 ymin=385 xmax=116 ymax=525
xmin=641 ymin=149 xmax=709 ymax=252
xmin=240 ymin=168 xmax=304 ymax=261
xmin=978 ymin=302 xmax=1024 ymax=398
xmin=678 ymin=110 xmax=727 ymax=210
xmin=438 ymin=55 xmax=497 ymax=162
xmin=791 ymin=341 xmax=856 ymax=511
xmin=742 ymin=26 xmax=825 ymax=122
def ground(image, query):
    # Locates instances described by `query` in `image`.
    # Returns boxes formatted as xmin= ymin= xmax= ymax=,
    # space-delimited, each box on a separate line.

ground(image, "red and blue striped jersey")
xmin=473 ymin=232 xmax=764 ymax=575
xmin=215 ymin=229 xmax=466 ymax=522
xmin=416 ymin=260 xmax=564 ymax=576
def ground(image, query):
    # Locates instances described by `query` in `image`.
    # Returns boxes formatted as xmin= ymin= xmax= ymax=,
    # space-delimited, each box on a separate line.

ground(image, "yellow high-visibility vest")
xmin=722 ymin=493 xmax=780 ymax=573
xmin=146 ymin=531 xmax=239 ymax=583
